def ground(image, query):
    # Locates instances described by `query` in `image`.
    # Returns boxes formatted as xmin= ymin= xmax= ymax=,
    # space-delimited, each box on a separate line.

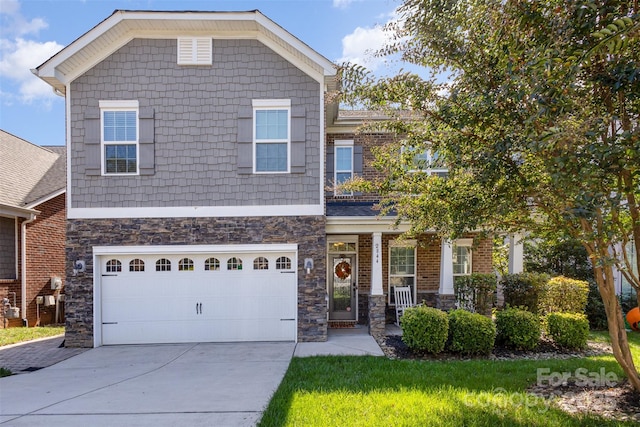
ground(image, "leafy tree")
xmin=339 ymin=0 xmax=640 ymax=390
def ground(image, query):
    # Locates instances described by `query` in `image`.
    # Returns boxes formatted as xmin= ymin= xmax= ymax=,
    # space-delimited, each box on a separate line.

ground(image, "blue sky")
xmin=0 ymin=0 xmax=402 ymax=146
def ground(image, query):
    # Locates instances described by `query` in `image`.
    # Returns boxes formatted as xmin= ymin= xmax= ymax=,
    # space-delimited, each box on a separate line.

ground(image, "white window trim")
xmin=388 ymin=240 xmax=417 ymax=305
xmin=252 ymin=99 xmax=291 ymax=174
xmin=100 ymin=100 xmax=140 ymax=176
xmin=334 ymin=140 xmax=354 ymax=196
xmin=453 ymin=238 xmax=473 ymax=276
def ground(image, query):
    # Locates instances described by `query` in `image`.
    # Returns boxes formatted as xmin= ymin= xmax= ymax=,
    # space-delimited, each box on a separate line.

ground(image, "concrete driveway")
xmin=0 ymin=342 xmax=294 ymax=426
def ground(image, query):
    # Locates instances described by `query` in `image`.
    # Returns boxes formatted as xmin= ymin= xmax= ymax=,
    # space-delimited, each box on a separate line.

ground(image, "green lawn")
xmin=259 ymin=332 xmax=640 ymax=426
xmin=0 ymin=325 xmax=64 ymax=347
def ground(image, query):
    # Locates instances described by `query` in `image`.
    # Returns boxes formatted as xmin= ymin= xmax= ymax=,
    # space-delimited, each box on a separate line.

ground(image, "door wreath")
xmin=335 ymin=261 xmax=351 ymax=280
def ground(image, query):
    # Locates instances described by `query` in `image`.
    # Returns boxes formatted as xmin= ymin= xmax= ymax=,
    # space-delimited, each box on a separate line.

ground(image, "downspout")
xmin=21 ymin=214 xmax=36 ymax=325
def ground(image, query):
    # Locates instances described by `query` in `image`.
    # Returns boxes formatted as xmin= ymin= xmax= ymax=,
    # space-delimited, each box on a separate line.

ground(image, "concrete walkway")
xmin=294 ymin=326 xmax=385 ymax=357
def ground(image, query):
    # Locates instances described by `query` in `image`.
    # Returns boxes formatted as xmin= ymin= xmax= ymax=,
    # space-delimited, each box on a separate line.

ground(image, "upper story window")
xmin=253 ymin=99 xmax=290 ymax=173
xmin=334 ymin=140 xmax=354 ymax=196
xmin=100 ymin=100 xmax=138 ymax=175
xmin=402 ymin=145 xmax=447 ymax=176
xmin=453 ymin=239 xmax=473 ymax=276
xmin=177 ymin=37 xmax=212 ymax=65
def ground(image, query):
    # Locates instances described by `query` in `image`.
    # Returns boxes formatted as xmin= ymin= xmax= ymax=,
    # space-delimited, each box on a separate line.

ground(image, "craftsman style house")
xmin=35 ymin=10 xmax=499 ymax=347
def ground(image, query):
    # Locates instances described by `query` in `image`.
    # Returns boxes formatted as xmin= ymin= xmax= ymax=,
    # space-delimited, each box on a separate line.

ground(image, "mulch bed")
xmin=376 ymin=334 xmax=640 ymax=423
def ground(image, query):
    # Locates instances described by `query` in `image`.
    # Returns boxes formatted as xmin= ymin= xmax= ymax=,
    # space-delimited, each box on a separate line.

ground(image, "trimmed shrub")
xmin=454 ymin=273 xmax=497 ymax=315
xmin=446 ymin=309 xmax=496 ymax=355
xmin=539 ymin=276 xmax=589 ymax=316
xmin=495 ymin=308 xmax=541 ymax=350
xmin=401 ymin=306 xmax=449 ymax=354
xmin=501 ymin=272 xmax=549 ymax=313
xmin=546 ymin=312 xmax=590 ymax=350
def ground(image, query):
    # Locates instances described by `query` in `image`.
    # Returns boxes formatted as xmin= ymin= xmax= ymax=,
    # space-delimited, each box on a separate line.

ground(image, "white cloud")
xmin=332 ymin=0 xmax=357 ymax=9
xmin=0 ymin=0 xmax=62 ymax=105
xmin=337 ymin=25 xmax=389 ymax=71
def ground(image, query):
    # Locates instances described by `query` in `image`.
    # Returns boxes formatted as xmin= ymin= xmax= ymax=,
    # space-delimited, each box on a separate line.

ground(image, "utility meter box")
xmin=44 ymin=295 xmax=56 ymax=307
xmin=51 ymin=276 xmax=62 ymax=290
xmin=5 ymin=307 xmax=20 ymax=319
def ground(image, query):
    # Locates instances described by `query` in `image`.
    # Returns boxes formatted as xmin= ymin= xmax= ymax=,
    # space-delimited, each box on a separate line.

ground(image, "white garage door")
xmin=97 ymin=246 xmax=297 ymax=345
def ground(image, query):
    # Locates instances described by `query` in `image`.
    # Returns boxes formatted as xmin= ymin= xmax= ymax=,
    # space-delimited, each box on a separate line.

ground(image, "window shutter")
xmin=84 ymin=108 xmax=101 ymax=176
xmin=290 ymin=106 xmax=306 ymax=173
xmin=325 ymin=145 xmax=334 ymax=197
xmin=354 ymin=145 xmax=363 ymax=174
xmin=177 ymin=38 xmax=212 ymax=65
xmin=353 ymin=145 xmax=363 ymax=196
xmin=139 ymin=107 xmax=155 ymax=176
xmin=237 ymin=106 xmax=253 ymax=175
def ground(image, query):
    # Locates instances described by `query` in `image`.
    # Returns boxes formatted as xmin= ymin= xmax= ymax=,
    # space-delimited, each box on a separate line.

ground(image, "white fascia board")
xmin=0 ymin=205 xmax=38 ymax=219
xmin=253 ymin=12 xmax=335 ymax=76
xmin=24 ymin=188 xmax=66 ymax=210
xmin=68 ymin=204 xmax=323 ymax=219
xmin=93 ymin=243 xmax=298 ymax=256
xmin=36 ymin=10 xmax=335 ymax=88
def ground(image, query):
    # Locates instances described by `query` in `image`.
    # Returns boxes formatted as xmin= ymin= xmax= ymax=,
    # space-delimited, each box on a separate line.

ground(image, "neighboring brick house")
xmin=34 ymin=10 xmax=503 ymax=348
xmin=0 ymin=130 xmax=66 ymax=328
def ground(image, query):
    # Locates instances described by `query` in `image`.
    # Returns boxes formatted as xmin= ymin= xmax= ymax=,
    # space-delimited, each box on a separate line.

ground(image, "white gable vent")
xmin=177 ymin=38 xmax=212 ymax=65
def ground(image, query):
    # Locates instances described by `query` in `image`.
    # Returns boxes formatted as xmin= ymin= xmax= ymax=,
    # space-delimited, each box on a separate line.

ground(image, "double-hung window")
xmin=389 ymin=241 xmax=417 ymax=304
xmin=453 ymin=239 xmax=473 ymax=276
xmin=253 ymin=99 xmax=290 ymax=173
xmin=100 ymin=100 xmax=139 ymax=175
xmin=402 ymin=145 xmax=447 ymax=175
xmin=334 ymin=140 xmax=354 ymax=196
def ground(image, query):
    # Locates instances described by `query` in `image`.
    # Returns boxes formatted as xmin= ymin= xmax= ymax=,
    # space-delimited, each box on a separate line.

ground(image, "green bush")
xmin=539 ymin=276 xmax=589 ymax=316
xmin=501 ymin=272 xmax=549 ymax=313
xmin=454 ymin=273 xmax=497 ymax=315
xmin=495 ymin=308 xmax=541 ymax=350
xmin=401 ymin=306 xmax=449 ymax=354
xmin=545 ymin=312 xmax=590 ymax=350
xmin=446 ymin=309 xmax=496 ymax=355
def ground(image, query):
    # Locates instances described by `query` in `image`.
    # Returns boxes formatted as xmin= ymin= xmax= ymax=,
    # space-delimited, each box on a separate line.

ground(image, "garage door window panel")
xmin=254 ymin=257 xmax=269 ymax=270
xmin=276 ymin=256 xmax=292 ymax=270
xmin=156 ymin=258 xmax=171 ymax=271
xmin=227 ymin=257 xmax=243 ymax=270
xmin=205 ymin=257 xmax=220 ymax=271
xmin=106 ymin=259 xmax=122 ymax=272
xmin=179 ymin=258 xmax=195 ymax=271
xmin=129 ymin=259 xmax=145 ymax=272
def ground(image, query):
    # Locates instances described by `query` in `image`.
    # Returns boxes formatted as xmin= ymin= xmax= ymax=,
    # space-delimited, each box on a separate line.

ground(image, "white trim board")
xmin=69 ymin=204 xmax=323 ymax=219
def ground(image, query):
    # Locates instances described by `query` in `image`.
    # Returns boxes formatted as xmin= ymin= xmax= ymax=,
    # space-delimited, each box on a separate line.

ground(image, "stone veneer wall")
xmin=65 ymin=216 xmax=326 ymax=347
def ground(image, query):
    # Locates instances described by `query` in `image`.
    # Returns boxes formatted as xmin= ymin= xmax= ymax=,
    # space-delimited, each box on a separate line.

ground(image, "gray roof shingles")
xmin=0 ymin=130 xmax=66 ymax=209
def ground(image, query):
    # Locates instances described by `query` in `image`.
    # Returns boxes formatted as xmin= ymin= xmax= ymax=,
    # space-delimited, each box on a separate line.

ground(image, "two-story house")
xmin=35 ymin=10 xmax=501 ymax=347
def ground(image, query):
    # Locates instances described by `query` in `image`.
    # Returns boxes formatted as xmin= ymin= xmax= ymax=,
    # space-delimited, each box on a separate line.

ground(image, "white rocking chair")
xmin=394 ymin=286 xmax=414 ymax=326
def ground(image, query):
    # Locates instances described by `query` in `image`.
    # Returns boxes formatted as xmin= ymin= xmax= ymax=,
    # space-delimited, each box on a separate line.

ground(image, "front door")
xmin=329 ymin=256 xmax=356 ymax=320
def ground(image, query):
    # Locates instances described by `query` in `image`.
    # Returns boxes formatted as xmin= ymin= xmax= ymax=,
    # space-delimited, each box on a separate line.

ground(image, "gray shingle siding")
xmin=69 ymin=38 xmax=321 ymax=208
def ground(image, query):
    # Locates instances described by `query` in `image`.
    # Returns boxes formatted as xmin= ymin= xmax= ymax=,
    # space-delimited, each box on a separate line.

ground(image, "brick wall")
xmin=1 ymin=194 xmax=66 ymax=328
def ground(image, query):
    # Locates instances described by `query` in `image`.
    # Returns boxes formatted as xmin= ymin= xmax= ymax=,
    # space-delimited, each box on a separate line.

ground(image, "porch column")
xmin=437 ymin=239 xmax=456 ymax=310
xmin=369 ymin=232 xmax=386 ymax=336
xmin=508 ymin=233 xmax=524 ymax=274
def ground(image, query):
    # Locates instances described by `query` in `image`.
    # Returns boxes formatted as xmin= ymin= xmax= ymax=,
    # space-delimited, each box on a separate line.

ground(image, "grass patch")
xmin=0 ymin=325 xmax=64 ymax=347
xmin=259 ymin=331 xmax=640 ymax=427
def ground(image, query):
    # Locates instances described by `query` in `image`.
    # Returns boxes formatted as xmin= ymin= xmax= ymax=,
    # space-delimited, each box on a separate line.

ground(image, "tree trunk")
xmin=594 ymin=263 xmax=640 ymax=392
